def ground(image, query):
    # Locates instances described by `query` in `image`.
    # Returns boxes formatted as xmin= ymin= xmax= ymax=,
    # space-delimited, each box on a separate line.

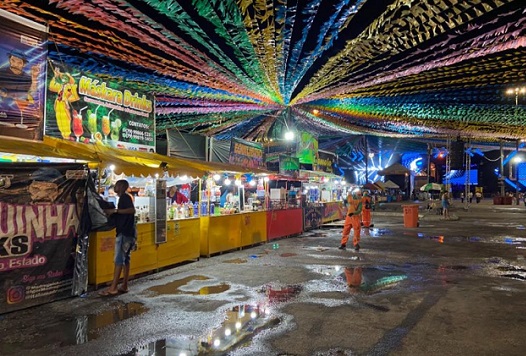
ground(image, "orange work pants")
xmin=362 ymin=209 xmax=372 ymax=227
xmin=340 ymin=214 xmax=361 ymax=247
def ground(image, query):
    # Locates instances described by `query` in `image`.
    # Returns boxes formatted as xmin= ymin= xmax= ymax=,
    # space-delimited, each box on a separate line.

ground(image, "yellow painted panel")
xmin=130 ymin=223 xmax=158 ymax=276
xmin=157 ymin=218 xmax=200 ymax=269
xmin=240 ymin=211 xmax=267 ymax=247
xmin=88 ymin=229 xmax=116 ymax=285
xmin=88 ymin=223 xmax=157 ymax=285
xmin=201 ymin=214 xmax=242 ymax=256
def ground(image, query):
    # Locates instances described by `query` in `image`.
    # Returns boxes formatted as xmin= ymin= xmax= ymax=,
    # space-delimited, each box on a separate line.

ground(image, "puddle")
xmin=223 ymin=258 xmax=248 ymax=264
xmin=147 ymin=275 xmax=230 ymax=296
xmin=124 ymin=304 xmax=281 ymax=356
xmin=309 ymin=233 xmax=328 ymax=237
xmin=497 ymin=266 xmax=526 ymax=281
xmin=416 ymin=233 xmax=444 ymax=243
xmin=366 ymin=228 xmax=390 ymax=237
xmin=343 ymin=267 xmax=407 ymax=294
xmin=440 ymin=265 xmax=470 ymax=270
xmin=280 ymin=253 xmax=297 ymax=257
xmin=259 ymin=284 xmax=302 ymax=304
xmin=7 ymin=302 xmax=147 ymax=350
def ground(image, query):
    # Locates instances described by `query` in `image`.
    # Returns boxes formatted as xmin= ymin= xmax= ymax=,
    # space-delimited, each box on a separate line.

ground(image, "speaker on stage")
xmin=450 ymin=140 xmax=464 ymax=170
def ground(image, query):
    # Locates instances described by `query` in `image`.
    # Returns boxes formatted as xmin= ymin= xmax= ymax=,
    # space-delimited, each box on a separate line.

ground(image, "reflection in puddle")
xmin=10 ymin=302 xmax=148 ymax=350
xmin=259 ymin=284 xmax=303 ymax=304
xmin=223 ymin=258 xmax=248 ymax=264
xmin=364 ymin=228 xmax=390 ymax=237
xmin=497 ymin=266 xmax=526 ymax=281
xmin=125 ymin=304 xmax=280 ymax=356
xmin=343 ymin=266 xmax=407 ymax=294
xmin=280 ymin=253 xmax=297 ymax=257
xmin=417 ymin=233 xmax=444 ymax=243
xmin=147 ymin=275 xmax=230 ymax=296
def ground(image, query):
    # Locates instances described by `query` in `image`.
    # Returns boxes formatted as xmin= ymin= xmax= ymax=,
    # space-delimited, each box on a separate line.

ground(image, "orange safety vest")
xmin=347 ymin=195 xmax=362 ymax=215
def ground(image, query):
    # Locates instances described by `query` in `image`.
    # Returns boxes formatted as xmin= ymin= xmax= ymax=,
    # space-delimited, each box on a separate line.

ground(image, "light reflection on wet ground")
xmin=222 ymin=258 xmax=248 ymax=264
xmin=146 ymin=275 xmax=230 ymax=296
xmin=2 ymin=302 xmax=147 ymax=350
xmin=5 ymin=206 xmax=526 ymax=356
xmin=124 ymin=304 xmax=282 ymax=355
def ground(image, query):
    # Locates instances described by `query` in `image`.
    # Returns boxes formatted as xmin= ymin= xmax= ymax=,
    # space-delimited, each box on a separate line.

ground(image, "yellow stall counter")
xmin=200 ymin=214 xmax=242 ymax=257
xmin=157 ymin=218 xmax=200 ymax=269
xmin=88 ymin=223 xmax=157 ymax=286
xmin=88 ymin=219 xmax=201 ymax=286
xmin=239 ymin=211 xmax=267 ymax=247
xmin=200 ymin=211 xmax=267 ymax=257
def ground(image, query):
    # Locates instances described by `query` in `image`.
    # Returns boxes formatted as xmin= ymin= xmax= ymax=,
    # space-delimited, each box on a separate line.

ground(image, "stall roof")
xmin=299 ymin=170 xmax=343 ymax=180
xmin=378 ymin=163 xmax=411 ymax=176
xmin=384 ymin=180 xmax=400 ymax=189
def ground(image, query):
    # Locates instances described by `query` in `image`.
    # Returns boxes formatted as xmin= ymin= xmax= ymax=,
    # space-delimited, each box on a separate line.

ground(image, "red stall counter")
xmin=267 ymin=208 xmax=304 ymax=240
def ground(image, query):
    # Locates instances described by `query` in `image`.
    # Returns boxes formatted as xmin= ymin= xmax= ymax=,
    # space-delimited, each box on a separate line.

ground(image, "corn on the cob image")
xmin=54 ymin=99 xmax=71 ymax=139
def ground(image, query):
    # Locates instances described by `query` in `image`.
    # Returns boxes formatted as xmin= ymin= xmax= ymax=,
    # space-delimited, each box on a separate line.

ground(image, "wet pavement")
xmin=2 ymin=200 xmax=526 ymax=355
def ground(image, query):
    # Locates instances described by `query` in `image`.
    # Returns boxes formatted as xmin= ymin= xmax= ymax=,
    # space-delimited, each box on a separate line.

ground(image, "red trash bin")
xmin=402 ymin=204 xmax=419 ymax=228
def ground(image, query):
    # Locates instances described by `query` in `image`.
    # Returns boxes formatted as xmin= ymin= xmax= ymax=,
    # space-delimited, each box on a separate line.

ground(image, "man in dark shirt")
xmin=0 ymin=50 xmax=38 ymax=122
xmin=100 ymin=179 xmax=136 ymax=296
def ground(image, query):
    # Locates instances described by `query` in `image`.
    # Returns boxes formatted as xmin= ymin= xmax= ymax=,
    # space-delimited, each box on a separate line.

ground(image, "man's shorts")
xmin=115 ymin=233 xmax=136 ymax=266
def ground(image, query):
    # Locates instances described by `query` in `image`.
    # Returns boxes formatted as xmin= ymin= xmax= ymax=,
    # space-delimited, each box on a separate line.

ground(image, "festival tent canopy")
xmin=420 ymin=183 xmax=443 ymax=192
xmin=378 ymin=163 xmax=411 ymax=176
xmin=383 ymin=180 xmax=400 ymax=189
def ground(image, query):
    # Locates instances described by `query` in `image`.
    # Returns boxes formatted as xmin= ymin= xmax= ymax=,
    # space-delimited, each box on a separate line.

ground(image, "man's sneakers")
xmin=338 ymin=244 xmax=346 ymax=250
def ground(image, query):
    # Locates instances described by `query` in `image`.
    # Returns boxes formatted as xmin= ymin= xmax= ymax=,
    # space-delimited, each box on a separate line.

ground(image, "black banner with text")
xmin=0 ymin=162 xmax=87 ymax=314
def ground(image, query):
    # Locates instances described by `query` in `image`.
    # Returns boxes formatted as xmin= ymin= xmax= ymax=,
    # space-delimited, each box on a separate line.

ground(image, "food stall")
xmin=299 ymin=170 xmax=347 ymax=228
xmin=85 ymin=146 xmax=205 ymax=285
xmin=197 ymin=163 xmax=269 ymax=257
xmin=266 ymin=174 xmax=304 ymax=240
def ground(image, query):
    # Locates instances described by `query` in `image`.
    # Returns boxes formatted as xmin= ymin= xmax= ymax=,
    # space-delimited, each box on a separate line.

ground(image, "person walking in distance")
xmin=100 ymin=179 xmax=136 ymax=296
xmin=339 ymin=189 xmax=363 ymax=251
xmin=361 ymin=190 xmax=374 ymax=228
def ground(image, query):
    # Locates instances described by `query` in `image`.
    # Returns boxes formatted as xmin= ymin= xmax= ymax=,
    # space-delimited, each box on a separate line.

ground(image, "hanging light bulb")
xmin=224 ymin=178 xmax=231 ymax=185
xmin=249 ymin=180 xmax=256 ymax=187
xmin=235 ymin=179 xmax=242 ymax=186
xmin=284 ymin=131 xmax=294 ymax=141
xmin=213 ymin=174 xmax=221 ymax=181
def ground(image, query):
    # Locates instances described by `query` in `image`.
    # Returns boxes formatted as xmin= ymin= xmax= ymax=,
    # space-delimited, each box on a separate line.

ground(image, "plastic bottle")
xmin=194 ymin=201 xmax=199 ymax=217
xmin=210 ymin=202 xmax=215 ymax=215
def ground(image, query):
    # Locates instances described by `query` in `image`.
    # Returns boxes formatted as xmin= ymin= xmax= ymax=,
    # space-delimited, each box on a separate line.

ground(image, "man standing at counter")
xmin=339 ymin=189 xmax=363 ymax=251
xmin=100 ymin=179 xmax=136 ymax=296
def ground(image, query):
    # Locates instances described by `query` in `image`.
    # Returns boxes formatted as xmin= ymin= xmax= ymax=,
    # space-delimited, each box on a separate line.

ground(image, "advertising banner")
xmin=321 ymin=201 xmax=345 ymax=223
xmin=0 ymin=162 xmax=87 ymax=314
xmin=303 ymin=204 xmax=323 ymax=231
xmin=45 ymin=60 xmax=155 ymax=151
xmin=0 ymin=10 xmax=48 ymax=141
xmin=229 ymin=137 xmax=265 ymax=170
xmin=296 ymin=132 xmax=318 ymax=164
xmin=279 ymin=155 xmax=300 ymax=177
xmin=316 ymin=151 xmax=335 ymax=174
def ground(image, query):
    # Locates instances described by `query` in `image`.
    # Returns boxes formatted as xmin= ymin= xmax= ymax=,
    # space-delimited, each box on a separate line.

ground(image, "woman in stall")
xmin=167 ymin=185 xmax=188 ymax=204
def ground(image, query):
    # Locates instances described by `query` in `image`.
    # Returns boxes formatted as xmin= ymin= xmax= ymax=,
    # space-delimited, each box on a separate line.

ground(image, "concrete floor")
xmin=1 ymin=199 xmax=526 ymax=356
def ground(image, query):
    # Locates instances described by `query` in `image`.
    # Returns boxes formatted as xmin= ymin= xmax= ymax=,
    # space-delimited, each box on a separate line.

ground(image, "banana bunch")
xmin=54 ymin=99 xmax=71 ymax=139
